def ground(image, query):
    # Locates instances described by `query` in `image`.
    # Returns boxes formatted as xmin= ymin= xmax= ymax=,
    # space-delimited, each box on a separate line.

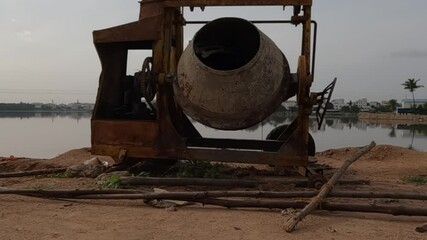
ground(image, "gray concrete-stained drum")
xmin=174 ymin=17 xmax=293 ymax=130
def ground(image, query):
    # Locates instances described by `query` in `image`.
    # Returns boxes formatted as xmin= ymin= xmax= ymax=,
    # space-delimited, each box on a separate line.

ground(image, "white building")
xmin=369 ymin=101 xmax=381 ymax=108
xmin=355 ymin=98 xmax=371 ymax=112
xmin=31 ymin=102 xmax=43 ymax=110
xmin=331 ymin=99 xmax=348 ymax=111
xmin=401 ymin=99 xmax=427 ymax=108
xmin=354 ymin=98 xmax=368 ymax=108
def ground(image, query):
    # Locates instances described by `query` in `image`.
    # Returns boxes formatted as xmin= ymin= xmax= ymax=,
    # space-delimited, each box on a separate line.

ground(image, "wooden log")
xmin=9 ymin=191 xmax=427 ymax=216
xmin=120 ymin=176 xmax=369 ymax=188
xmin=187 ymin=198 xmax=427 ymax=216
xmin=120 ymin=177 xmax=259 ymax=187
xmin=0 ymin=188 xmax=141 ymax=197
xmin=0 ymin=170 xmax=368 ymax=187
xmin=285 ymin=141 xmax=376 ymax=232
xmin=320 ymin=202 xmax=427 ymax=217
xmin=1 ymin=188 xmax=426 ymax=201
xmin=72 ymin=191 xmax=427 ymax=202
xmin=328 ymin=190 xmax=427 ymax=200
xmin=2 ymin=188 xmax=426 ymax=216
xmin=0 ymin=168 xmax=66 ymax=178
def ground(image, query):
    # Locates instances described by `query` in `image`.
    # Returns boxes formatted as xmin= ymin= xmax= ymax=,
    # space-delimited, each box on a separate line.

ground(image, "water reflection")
xmin=0 ymin=111 xmax=426 ymax=159
xmin=244 ymin=111 xmax=291 ymax=131
xmin=0 ymin=112 xmax=92 ymax=158
xmin=0 ymin=111 xmax=91 ymax=121
xmin=396 ymin=124 xmax=427 ymax=136
xmin=396 ymin=124 xmax=427 ymax=149
xmin=193 ymin=112 xmax=427 ymax=152
xmin=312 ymin=117 xmax=427 ymax=151
xmin=310 ymin=117 xmax=427 ymax=136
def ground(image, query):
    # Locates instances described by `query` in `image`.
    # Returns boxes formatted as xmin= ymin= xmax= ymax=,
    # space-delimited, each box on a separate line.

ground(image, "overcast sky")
xmin=1 ymin=0 xmax=426 ymax=104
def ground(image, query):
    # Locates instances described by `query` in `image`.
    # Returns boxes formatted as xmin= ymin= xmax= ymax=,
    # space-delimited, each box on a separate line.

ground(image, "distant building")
xmin=401 ymin=99 xmax=427 ymax=108
xmin=354 ymin=98 xmax=368 ymax=108
xmin=355 ymin=98 xmax=371 ymax=112
xmin=331 ymin=99 xmax=348 ymax=111
xmin=396 ymin=99 xmax=427 ymax=114
xmin=31 ymin=102 xmax=43 ymax=110
xmin=369 ymin=101 xmax=381 ymax=108
xmin=68 ymin=102 xmax=82 ymax=111
xmin=67 ymin=102 xmax=94 ymax=111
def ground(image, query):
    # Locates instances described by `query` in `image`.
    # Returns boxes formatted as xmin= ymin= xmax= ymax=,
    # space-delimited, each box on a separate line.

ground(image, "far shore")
xmin=0 ymin=110 xmax=92 ymax=113
xmin=358 ymin=112 xmax=427 ymax=125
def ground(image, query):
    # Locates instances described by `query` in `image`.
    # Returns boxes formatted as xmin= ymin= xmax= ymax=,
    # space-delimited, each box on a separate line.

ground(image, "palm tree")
xmin=402 ymin=78 xmax=424 ymax=108
xmin=388 ymin=99 xmax=399 ymax=112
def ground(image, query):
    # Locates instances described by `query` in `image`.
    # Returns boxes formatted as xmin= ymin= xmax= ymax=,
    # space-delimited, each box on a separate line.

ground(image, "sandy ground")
xmin=0 ymin=145 xmax=426 ymax=240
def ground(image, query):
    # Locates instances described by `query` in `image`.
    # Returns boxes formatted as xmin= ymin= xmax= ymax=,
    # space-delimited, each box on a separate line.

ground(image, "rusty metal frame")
xmin=91 ymin=0 xmax=315 ymax=168
xmin=140 ymin=0 xmax=312 ymax=7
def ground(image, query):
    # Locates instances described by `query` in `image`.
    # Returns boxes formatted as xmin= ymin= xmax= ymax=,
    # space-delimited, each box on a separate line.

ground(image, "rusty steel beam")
xmin=93 ymin=17 xmax=162 ymax=44
xmin=91 ymin=120 xmax=159 ymax=147
xmin=140 ymin=0 xmax=312 ymax=7
xmin=184 ymin=148 xmax=307 ymax=166
xmin=301 ymin=5 xmax=311 ymax=75
xmin=91 ymin=143 xmax=307 ymax=166
xmin=186 ymin=137 xmax=283 ymax=151
xmin=91 ymin=144 xmax=167 ymax=159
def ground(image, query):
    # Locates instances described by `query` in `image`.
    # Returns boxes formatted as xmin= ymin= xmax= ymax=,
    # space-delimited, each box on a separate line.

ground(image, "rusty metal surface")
xmin=91 ymin=143 xmax=307 ymax=166
xmin=91 ymin=0 xmax=315 ymax=168
xmin=93 ymin=17 xmax=162 ymax=44
xmin=175 ymin=17 xmax=292 ymax=130
xmin=91 ymin=120 xmax=159 ymax=147
xmin=140 ymin=0 xmax=312 ymax=7
xmin=184 ymin=148 xmax=307 ymax=166
xmin=186 ymin=137 xmax=283 ymax=151
xmin=91 ymin=144 xmax=164 ymax=160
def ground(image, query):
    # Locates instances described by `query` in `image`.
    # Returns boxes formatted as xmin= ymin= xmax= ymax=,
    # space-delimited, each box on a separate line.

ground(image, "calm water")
xmin=1 ymin=112 xmax=426 ymax=158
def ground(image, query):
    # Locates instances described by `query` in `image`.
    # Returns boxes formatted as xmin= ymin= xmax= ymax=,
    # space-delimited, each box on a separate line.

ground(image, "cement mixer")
xmin=175 ymin=17 xmax=294 ymax=130
xmin=90 ymin=0 xmax=335 ymax=181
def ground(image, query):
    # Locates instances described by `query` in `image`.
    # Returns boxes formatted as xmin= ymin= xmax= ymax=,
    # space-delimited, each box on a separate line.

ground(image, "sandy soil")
xmin=1 ymin=145 xmax=426 ymax=240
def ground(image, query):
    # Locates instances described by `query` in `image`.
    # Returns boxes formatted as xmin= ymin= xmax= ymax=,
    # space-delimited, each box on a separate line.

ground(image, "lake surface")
xmin=1 ymin=112 xmax=426 ymax=159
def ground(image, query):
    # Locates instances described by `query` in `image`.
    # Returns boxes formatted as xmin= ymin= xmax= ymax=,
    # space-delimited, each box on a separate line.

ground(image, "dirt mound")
xmin=0 ymin=148 xmax=114 ymax=173
xmin=318 ymin=145 xmax=417 ymax=161
xmin=317 ymin=144 xmax=427 ymax=183
xmin=363 ymin=145 xmax=416 ymax=161
xmin=49 ymin=148 xmax=113 ymax=167
xmin=0 ymin=159 xmax=60 ymax=173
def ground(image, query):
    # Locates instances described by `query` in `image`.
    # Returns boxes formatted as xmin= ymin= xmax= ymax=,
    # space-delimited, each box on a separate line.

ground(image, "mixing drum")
xmin=175 ymin=17 xmax=294 ymax=130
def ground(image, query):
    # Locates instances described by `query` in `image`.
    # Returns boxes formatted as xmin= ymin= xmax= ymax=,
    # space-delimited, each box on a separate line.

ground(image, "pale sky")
xmin=1 ymin=0 xmax=426 ymax=104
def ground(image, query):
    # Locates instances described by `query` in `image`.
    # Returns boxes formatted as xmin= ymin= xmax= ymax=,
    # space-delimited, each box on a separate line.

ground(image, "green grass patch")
xmin=135 ymin=171 xmax=150 ymax=177
xmin=178 ymin=160 xmax=224 ymax=178
xmin=99 ymin=175 xmax=121 ymax=189
xmin=45 ymin=172 xmax=69 ymax=178
xmin=31 ymin=183 xmax=56 ymax=190
xmin=402 ymin=175 xmax=427 ymax=185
